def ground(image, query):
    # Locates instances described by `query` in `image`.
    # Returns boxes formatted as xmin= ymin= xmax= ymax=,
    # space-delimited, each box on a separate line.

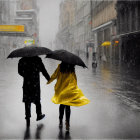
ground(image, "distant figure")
xmin=47 ymin=62 xmax=90 ymax=131
xmin=18 ymin=56 xmax=50 ymax=127
xmin=92 ymin=52 xmax=97 ymax=68
xmin=102 ymin=53 xmax=107 ymax=62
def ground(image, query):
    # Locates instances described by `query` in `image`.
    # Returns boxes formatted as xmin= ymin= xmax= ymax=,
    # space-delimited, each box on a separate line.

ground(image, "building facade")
xmin=116 ymin=0 xmax=140 ymax=65
xmin=15 ymin=0 xmax=39 ymax=47
xmin=0 ymin=0 xmax=17 ymax=59
xmin=57 ymin=0 xmax=116 ymax=60
xmin=74 ymin=0 xmax=92 ymax=56
xmin=0 ymin=0 xmax=39 ymax=60
xmin=56 ymin=0 xmax=75 ymax=51
xmin=91 ymin=0 xmax=117 ymax=63
xmin=57 ymin=0 xmax=140 ymax=66
xmin=57 ymin=0 xmax=92 ymax=57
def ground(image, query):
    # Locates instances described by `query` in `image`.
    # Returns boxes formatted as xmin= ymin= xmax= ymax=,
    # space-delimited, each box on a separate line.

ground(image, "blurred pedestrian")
xmin=102 ymin=53 xmax=107 ymax=62
xmin=47 ymin=62 xmax=90 ymax=131
xmin=92 ymin=52 xmax=97 ymax=68
xmin=18 ymin=56 xmax=50 ymax=127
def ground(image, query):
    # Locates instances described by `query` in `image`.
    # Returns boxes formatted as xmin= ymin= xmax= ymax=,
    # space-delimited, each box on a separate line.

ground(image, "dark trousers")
xmin=59 ymin=104 xmax=71 ymax=124
xmin=25 ymin=101 xmax=42 ymax=119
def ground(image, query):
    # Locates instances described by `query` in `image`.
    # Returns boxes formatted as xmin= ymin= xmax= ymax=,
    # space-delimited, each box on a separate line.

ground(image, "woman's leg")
xmin=59 ymin=104 xmax=65 ymax=126
xmin=65 ymin=105 xmax=71 ymax=124
xmin=65 ymin=105 xmax=71 ymax=130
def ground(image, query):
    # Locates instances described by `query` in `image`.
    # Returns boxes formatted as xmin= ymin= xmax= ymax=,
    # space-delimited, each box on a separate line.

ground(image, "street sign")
xmin=0 ymin=25 xmax=24 ymax=32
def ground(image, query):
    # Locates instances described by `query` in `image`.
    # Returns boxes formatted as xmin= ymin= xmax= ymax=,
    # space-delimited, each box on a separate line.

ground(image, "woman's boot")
xmin=65 ymin=121 xmax=70 ymax=131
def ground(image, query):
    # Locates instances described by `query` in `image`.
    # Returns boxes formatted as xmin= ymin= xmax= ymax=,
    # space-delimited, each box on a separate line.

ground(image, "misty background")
xmin=38 ymin=0 xmax=61 ymax=47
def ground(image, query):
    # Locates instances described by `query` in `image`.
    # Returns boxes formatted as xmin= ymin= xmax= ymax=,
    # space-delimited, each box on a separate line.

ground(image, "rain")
xmin=0 ymin=0 xmax=140 ymax=139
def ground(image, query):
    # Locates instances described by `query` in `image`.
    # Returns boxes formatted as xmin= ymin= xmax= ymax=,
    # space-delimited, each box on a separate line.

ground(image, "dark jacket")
xmin=18 ymin=56 xmax=50 ymax=103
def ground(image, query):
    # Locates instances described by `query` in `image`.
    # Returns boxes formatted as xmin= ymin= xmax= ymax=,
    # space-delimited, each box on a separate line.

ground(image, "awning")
xmin=92 ymin=21 xmax=113 ymax=32
xmin=0 ymin=32 xmax=30 ymax=37
xmin=116 ymin=30 xmax=140 ymax=38
xmin=15 ymin=18 xmax=33 ymax=21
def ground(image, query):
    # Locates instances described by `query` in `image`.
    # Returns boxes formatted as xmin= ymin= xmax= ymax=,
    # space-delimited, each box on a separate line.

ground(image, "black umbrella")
xmin=46 ymin=49 xmax=87 ymax=68
xmin=7 ymin=46 xmax=52 ymax=58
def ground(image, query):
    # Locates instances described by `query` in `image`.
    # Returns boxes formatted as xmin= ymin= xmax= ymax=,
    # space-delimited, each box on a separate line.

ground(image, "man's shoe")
xmin=36 ymin=114 xmax=45 ymax=121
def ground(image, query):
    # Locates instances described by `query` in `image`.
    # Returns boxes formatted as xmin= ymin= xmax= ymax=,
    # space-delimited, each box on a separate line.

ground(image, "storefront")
xmin=0 ymin=25 xmax=28 ymax=59
xmin=120 ymin=31 xmax=140 ymax=65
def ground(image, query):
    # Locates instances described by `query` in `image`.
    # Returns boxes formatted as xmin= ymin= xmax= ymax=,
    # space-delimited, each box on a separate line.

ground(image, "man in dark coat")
xmin=18 ymin=56 xmax=50 ymax=127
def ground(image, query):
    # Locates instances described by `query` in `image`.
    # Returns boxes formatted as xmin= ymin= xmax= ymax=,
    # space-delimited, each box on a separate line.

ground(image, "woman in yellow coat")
xmin=47 ymin=62 xmax=90 ymax=131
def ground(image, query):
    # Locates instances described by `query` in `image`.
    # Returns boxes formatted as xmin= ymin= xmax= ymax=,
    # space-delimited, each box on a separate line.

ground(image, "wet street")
xmin=0 ymin=57 xmax=140 ymax=139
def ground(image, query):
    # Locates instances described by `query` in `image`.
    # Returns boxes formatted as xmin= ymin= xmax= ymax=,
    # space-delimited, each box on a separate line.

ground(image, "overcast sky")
xmin=38 ymin=0 xmax=61 ymax=46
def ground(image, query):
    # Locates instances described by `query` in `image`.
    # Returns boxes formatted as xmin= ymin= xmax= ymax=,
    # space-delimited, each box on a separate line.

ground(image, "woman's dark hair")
xmin=60 ymin=62 xmax=75 ymax=73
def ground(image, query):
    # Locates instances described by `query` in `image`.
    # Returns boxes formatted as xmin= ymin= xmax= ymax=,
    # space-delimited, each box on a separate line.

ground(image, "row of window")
xmin=117 ymin=3 xmax=140 ymax=34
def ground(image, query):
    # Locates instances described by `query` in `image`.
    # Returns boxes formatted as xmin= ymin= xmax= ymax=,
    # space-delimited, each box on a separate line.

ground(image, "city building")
xmin=74 ymin=0 xmax=92 ymax=57
xmin=0 ymin=0 xmax=39 ymax=60
xmin=57 ymin=0 xmax=92 ymax=58
xmin=0 ymin=0 xmax=18 ymax=59
xmin=56 ymin=0 xmax=75 ymax=51
xmin=15 ymin=0 xmax=39 ymax=47
xmin=116 ymin=0 xmax=140 ymax=65
xmin=91 ymin=0 xmax=117 ymax=63
xmin=57 ymin=0 xmax=140 ymax=66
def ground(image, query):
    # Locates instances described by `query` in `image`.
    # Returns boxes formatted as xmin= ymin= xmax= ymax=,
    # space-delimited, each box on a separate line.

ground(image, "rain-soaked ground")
xmin=0 ymin=57 xmax=140 ymax=139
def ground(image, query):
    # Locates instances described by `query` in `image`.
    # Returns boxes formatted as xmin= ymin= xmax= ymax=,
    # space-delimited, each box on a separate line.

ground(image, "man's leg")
xmin=35 ymin=101 xmax=45 ymax=121
xmin=35 ymin=101 xmax=42 ymax=115
xmin=25 ymin=102 xmax=31 ymax=127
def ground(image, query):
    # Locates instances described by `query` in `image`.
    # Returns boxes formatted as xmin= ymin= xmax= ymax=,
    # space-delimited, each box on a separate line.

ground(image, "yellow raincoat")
xmin=47 ymin=64 xmax=90 ymax=106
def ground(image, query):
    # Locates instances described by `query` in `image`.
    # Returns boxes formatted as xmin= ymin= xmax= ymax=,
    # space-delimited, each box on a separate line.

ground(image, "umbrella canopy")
xmin=101 ymin=41 xmax=111 ymax=46
xmin=46 ymin=49 xmax=87 ymax=68
xmin=7 ymin=46 xmax=52 ymax=58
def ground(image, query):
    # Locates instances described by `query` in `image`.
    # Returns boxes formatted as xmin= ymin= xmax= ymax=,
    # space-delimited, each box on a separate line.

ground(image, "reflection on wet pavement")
xmin=24 ymin=127 xmax=30 ymax=139
xmin=87 ymin=59 xmax=140 ymax=110
xmin=58 ymin=127 xmax=71 ymax=140
xmin=23 ymin=124 xmax=44 ymax=139
xmin=35 ymin=124 xmax=44 ymax=139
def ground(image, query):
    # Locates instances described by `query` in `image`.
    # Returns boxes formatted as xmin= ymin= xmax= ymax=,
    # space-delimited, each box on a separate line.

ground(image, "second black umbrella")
xmin=46 ymin=49 xmax=87 ymax=68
